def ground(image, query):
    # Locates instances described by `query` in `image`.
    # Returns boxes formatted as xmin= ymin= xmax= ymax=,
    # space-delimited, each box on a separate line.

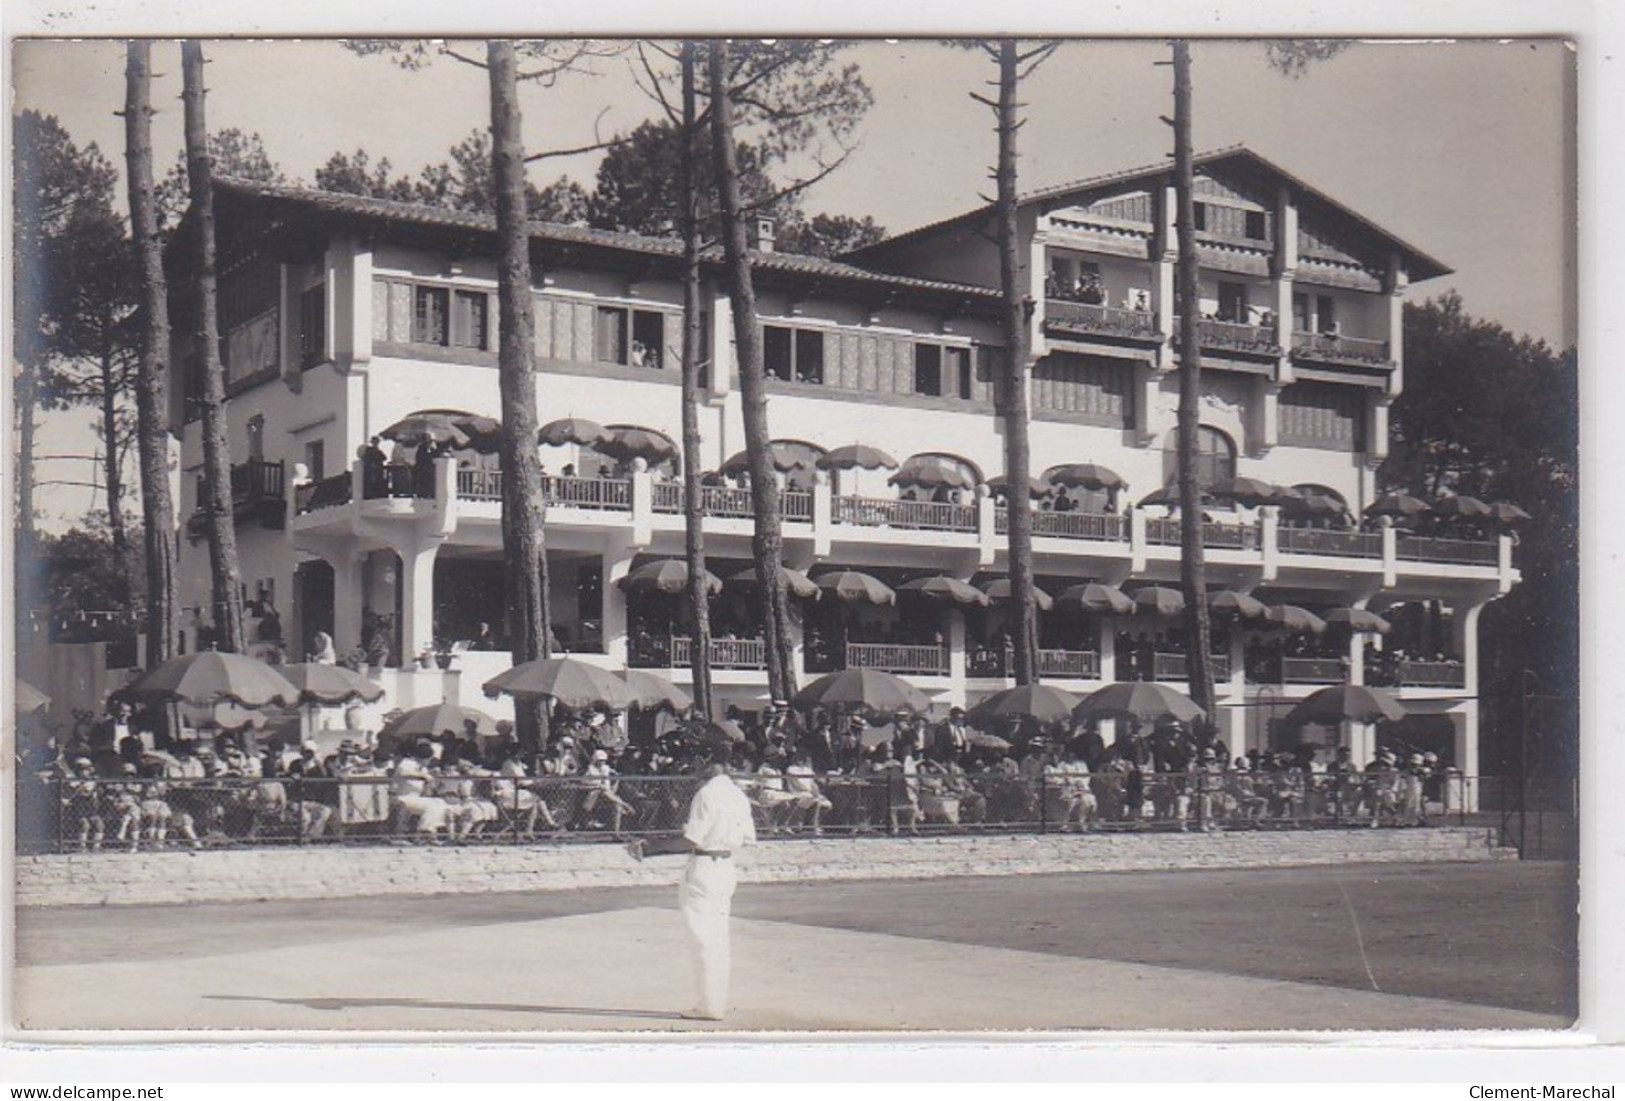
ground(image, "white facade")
xmin=170 ymin=151 xmax=1513 ymax=772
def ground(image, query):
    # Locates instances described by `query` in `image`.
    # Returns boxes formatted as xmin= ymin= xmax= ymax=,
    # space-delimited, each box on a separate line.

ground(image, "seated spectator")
xmin=390 ymin=742 xmax=453 ymax=842
xmin=61 ymin=757 xmax=106 ymax=852
xmin=578 ymin=748 xmax=635 ymax=833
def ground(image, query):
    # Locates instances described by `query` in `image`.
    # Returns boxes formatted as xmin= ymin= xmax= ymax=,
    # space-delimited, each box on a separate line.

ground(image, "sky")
xmin=10 ymin=36 xmax=1576 ymax=528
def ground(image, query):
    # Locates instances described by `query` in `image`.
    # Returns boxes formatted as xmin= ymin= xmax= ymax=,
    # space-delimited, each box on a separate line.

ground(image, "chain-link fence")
xmin=20 ymin=769 xmax=1565 ymax=855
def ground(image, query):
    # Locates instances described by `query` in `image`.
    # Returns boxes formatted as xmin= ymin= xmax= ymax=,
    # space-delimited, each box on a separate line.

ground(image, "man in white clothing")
xmin=626 ymin=743 xmax=757 ymax=1020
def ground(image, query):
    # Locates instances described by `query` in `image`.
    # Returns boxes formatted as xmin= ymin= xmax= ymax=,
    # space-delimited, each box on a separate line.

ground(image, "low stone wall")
xmin=15 ymin=827 xmax=1512 ymax=908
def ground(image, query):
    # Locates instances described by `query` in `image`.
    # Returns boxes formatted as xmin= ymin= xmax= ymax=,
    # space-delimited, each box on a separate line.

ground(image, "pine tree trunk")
xmin=125 ymin=40 xmax=178 ymax=667
xmin=488 ymin=41 xmax=552 ymax=757
xmin=709 ymin=41 xmax=797 ymax=705
xmin=98 ymin=345 xmax=134 ymax=605
xmin=15 ymin=353 xmax=39 ymax=649
xmin=679 ymin=42 xmax=715 ymax=719
xmin=995 ymin=40 xmax=1039 ymax=685
xmin=1172 ymin=41 xmax=1217 ymax=725
xmin=181 ymin=41 xmax=245 ymax=653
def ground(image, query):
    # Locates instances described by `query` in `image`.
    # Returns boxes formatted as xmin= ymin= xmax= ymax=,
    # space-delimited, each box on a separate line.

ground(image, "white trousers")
xmin=679 ymin=854 xmax=737 ymax=1017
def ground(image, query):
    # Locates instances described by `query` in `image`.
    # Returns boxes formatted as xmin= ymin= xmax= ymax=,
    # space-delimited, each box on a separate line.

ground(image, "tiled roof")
xmin=844 ymin=144 xmax=1451 ymax=281
xmin=214 ymin=177 xmax=1001 ymax=302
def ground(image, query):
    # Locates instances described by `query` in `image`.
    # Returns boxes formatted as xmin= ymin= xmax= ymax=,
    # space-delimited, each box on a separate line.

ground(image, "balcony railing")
xmin=834 ymin=495 xmax=976 ymax=533
xmin=1172 ymin=316 xmax=1281 ymax=355
xmin=651 ymin=481 xmax=684 ymax=513
xmin=1044 ymin=299 xmax=1161 ymax=340
xmin=1396 ymin=660 xmax=1467 ymax=688
xmin=456 ymin=468 xmax=502 ymax=501
xmin=671 ymin=636 xmax=767 ymax=670
xmin=1291 ymin=330 xmax=1392 ymax=366
xmin=844 ymin=642 xmax=949 ymax=676
xmin=782 ymin=490 xmax=814 ymax=522
xmin=194 ymin=459 xmax=287 ymax=531
xmin=995 ymin=508 xmax=1127 ymax=542
xmin=1278 ymin=527 xmax=1384 ymax=559
xmin=295 ymin=471 xmax=353 ymax=515
xmin=1037 ymin=649 xmax=1101 ymax=679
xmin=1280 ymin=657 xmax=1347 ymax=684
xmin=1395 ymin=535 xmax=1499 ymax=566
xmin=1145 ymin=516 xmax=1259 ymax=550
xmin=1149 ymin=652 xmax=1232 ymax=682
xmin=549 ymin=475 xmax=631 ymax=510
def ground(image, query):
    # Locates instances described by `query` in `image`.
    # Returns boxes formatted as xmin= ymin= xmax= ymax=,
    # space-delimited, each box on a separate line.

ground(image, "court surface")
xmin=13 ymin=860 xmax=1577 ymax=1035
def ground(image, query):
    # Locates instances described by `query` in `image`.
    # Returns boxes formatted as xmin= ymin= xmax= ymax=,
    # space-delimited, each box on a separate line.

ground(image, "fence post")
xmin=1039 ymin=774 xmax=1048 ymax=835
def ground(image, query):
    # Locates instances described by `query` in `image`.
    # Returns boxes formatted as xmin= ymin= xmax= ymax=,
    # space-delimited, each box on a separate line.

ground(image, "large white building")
xmin=167 ymin=146 xmax=1517 ymax=769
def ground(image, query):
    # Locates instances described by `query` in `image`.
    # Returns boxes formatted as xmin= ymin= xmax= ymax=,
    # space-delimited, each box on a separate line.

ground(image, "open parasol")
xmin=982 ymin=578 xmax=1054 ymax=612
xmin=1073 ymin=682 xmax=1205 ymax=725
xmin=814 ymin=570 xmax=896 ymax=606
xmin=817 ymin=444 xmax=897 ymax=471
xmin=1045 ymin=463 xmax=1126 ymax=492
xmin=1284 ymin=685 xmax=1406 ymax=727
xmin=617 ymin=670 xmax=694 ymax=712
xmin=115 ymin=652 xmax=299 ymax=710
xmin=726 ymin=564 xmax=820 ymax=600
xmin=897 ymin=576 xmax=990 ymax=608
xmin=618 ymin=559 xmax=724 ymax=597
xmin=1059 ymin=582 xmax=1135 ymax=616
xmin=793 ymin=669 xmax=932 ymax=716
xmin=538 ymin=417 xmax=612 ymax=448
xmin=483 ymin=657 xmax=637 ymax=710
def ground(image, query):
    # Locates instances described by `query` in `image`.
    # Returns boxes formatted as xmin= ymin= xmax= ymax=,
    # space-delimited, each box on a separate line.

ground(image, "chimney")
xmin=749 ymin=214 xmax=776 ymax=253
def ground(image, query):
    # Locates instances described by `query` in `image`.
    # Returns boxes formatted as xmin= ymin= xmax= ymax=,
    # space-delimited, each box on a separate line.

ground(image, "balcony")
xmin=294 ymin=470 xmax=352 ymax=515
xmin=452 ymin=470 xmax=632 ymax=511
xmin=1044 ymin=299 xmax=1160 ymax=341
xmin=1291 ymin=330 xmax=1392 ymax=367
xmin=835 ymin=495 xmax=976 ymax=533
xmin=1395 ymin=534 xmax=1499 ymax=567
xmin=1172 ymin=316 xmax=1281 ymax=356
xmin=844 ymin=642 xmax=949 ymax=676
xmin=672 ymin=636 xmax=767 ymax=670
xmin=1278 ymin=527 xmax=1383 ymax=559
xmin=1145 ymin=516 xmax=1259 ymax=550
xmin=190 ymin=458 xmax=287 ymax=534
xmin=996 ymin=508 xmax=1128 ymax=543
xmin=1279 ymin=656 xmax=1347 ymax=685
xmin=1147 ymin=652 xmax=1232 ymax=682
xmin=1394 ymin=660 xmax=1466 ymax=688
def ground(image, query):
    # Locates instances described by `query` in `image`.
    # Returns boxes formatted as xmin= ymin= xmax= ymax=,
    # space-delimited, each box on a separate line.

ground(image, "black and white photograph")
xmin=6 ymin=18 xmax=1594 ymax=1061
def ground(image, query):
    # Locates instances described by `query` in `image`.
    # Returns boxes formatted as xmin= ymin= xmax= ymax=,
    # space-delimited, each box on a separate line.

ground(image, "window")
xmin=304 ymin=440 xmax=326 ymax=482
xmin=1316 ymin=295 xmax=1338 ymax=335
xmin=1280 ymin=382 xmax=1364 ymax=451
xmin=452 ymin=290 xmax=488 ymax=350
xmin=630 ymin=310 xmax=664 ymax=369
xmin=298 ymin=283 xmax=326 ymax=368
xmin=949 ymin=346 xmax=972 ymax=400
xmin=246 ymin=416 xmax=265 ymax=462
xmin=1192 ymin=202 xmax=1207 ymax=232
xmin=1194 ymin=426 xmax=1236 ymax=487
xmin=914 ymin=344 xmax=942 ymax=396
xmin=413 ymin=286 xmax=449 ymax=345
xmin=762 ymin=324 xmax=823 ymax=383
xmin=1031 ymin=352 xmax=1133 ymax=425
xmin=1244 ymin=209 xmax=1268 ymax=240
xmin=1293 ymin=293 xmax=1310 ymax=333
xmin=595 ymin=306 xmax=628 ymax=364
xmin=1217 ymin=281 xmax=1249 ymax=323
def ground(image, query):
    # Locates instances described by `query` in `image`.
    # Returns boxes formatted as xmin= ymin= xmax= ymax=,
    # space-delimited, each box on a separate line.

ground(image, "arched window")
xmin=1194 ymin=427 xmax=1236 ymax=488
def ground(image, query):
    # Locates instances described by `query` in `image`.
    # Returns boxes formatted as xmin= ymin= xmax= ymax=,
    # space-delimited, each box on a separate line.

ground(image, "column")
xmin=601 ymin=543 xmax=637 ymax=667
xmin=1452 ymin=705 xmax=1480 ymax=811
xmin=629 ymin=462 xmax=652 ymax=547
xmin=946 ymin=609 xmax=967 ymax=706
xmin=976 ymin=485 xmax=996 ymax=568
xmin=1259 ymin=505 xmax=1279 ymax=582
xmin=1386 ymin=255 xmax=1408 ymax=398
xmin=1273 ymin=185 xmax=1298 ymax=385
xmin=331 ymin=551 xmax=365 ymax=655
xmin=1098 ymin=619 xmax=1117 ymax=683
xmin=813 ymin=471 xmax=832 ymax=559
xmin=1155 ymin=184 xmax=1177 ymax=371
xmin=1030 ymin=222 xmax=1050 ymax=359
xmin=398 ymin=540 xmax=442 ymax=662
xmin=1452 ymin=601 xmax=1486 ymax=697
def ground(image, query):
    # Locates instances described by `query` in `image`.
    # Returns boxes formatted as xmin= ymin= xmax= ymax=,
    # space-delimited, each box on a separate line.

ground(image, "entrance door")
xmin=294 ymin=560 xmax=335 ymax=661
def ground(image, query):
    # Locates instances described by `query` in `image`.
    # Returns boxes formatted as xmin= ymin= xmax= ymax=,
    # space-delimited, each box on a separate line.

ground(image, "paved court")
xmin=13 ymin=861 xmax=1577 ymax=1035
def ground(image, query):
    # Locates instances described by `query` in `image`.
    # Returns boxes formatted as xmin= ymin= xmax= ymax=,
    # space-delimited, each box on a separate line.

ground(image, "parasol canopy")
xmin=1284 ymin=684 xmax=1406 ymax=727
xmin=278 ymin=663 xmax=386 ymax=706
xmin=1487 ymin=501 xmax=1532 ymax=524
xmin=897 ymin=576 xmax=990 ymax=608
xmin=1045 ymin=463 xmax=1126 ymax=491
xmin=1321 ymin=607 xmax=1392 ymax=634
xmin=1432 ymin=494 xmax=1494 ymax=520
xmin=888 ymin=454 xmax=978 ymax=492
xmin=1132 ymin=585 xmax=1186 ymax=617
xmin=814 ymin=570 xmax=896 ymax=606
xmin=538 ymin=417 xmax=611 ymax=448
xmin=1207 ymin=475 xmax=1280 ymax=508
xmin=617 ymin=670 xmax=694 ymax=712
xmin=817 ymin=444 xmax=897 ymax=471
xmin=598 ymin=425 xmax=680 ymax=464
xmin=379 ymin=703 xmax=500 ymax=742
xmin=483 ymin=657 xmax=638 ymax=710
xmin=981 ymin=578 xmax=1054 ymax=612
xmin=719 ymin=441 xmax=822 ymax=477
xmin=1137 ymin=485 xmax=1182 ymax=508
xmin=1281 ymin=492 xmax=1347 ymax=520
xmin=1365 ymin=493 xmax=1432 ymax=521
xmin=115 ymin=651 xmax=299 ymax=710
xmin=986 ymin=474 xmax=1050 ymax=500
xmin=618 ymin=559 xmax=724 ymax=597
xmin=379 ymin=410 xmax=473 ymax=450
xmin=1208 ymin=590 xmax=1269 ymax=620
xmin=726 ymin=564 xmax=820 ymax=600
xmin=1263 ymin=604 xmax=1329 ymax=635
xmin=966 ymin=730 xmax=1013 ymax=751
xmin=969 ymin=684 xmax=1084 ymax=726
xmin=793 ymin=669 xmax=932 ymax=716
xmin=1073 ymin=682 xmax=1205 ymax=725
xmin=1059 ymin=582 xmax=1135 ymax=616
xmin=15 ymin=678 xmax=50 ymax=714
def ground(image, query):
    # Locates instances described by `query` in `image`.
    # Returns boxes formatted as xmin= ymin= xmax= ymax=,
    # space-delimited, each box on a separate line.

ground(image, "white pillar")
xmin=332 ymin=551 xmax=365 ymax=655
xmin=630 ymin=464 xmax=653 ymax=547
xmin=398 ymin=541 xmax=442 ymax=662
xmin=602 ymin=544 xmax=637 ymax=667
xmin=1260 ymin=505 xmax=1279 ymax=582
xmin=976 ymin=486 xmax=997 ymax=568
xmin=1099 ymin=618 xmax=1117 ymax=683
xmin=813 ymin=472 xmax=832 ymax=559
xmin=1452 ymin=705 xmax=1479 ymax=809
xmin=947 ymin=609 xmax=967 ymax=705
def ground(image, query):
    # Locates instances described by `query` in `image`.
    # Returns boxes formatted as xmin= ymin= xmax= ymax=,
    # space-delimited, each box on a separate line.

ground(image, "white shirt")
xmin=683 ymin=772 xmax=758 ymax=853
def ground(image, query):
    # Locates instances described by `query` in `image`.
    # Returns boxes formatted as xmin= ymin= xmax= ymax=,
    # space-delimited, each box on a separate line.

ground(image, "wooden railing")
xmin=549 ymin=475 xmax=631 ymax=510
xmin=1150 ymin=652 xmax=1232 ymax=682
xmin=1396 ymin=660 xmax=1467 ymax=688
xmin=781 ymin=490 xmax=814 ymax=522
xmin=1037 ymin=649 xmax=1100 ymax=679
xmin=700 ymin=484 xmax=754 ymax=519
xmin=1278 ymin=527 xmax=1383 ymax=559
xmin=1145 ymin=516 xmax=1258 ymax=549
xmin=1172 ymin=316 xmax=1280 ymax=354
xmin=1291 ymin=330 xmax=1392 ymax=365
xmin=651 ymin=481 xmax=684 ymax=513
xmin=1044 ymin=299 xmax=1160 ymax=339
xmin=1395 ymin=535 xmax=1499 ymax=566
xmin=672 ymin=636 xmax=767 ymax=669
xmin=834 ymin=495 xmax=976 ymax=532
xmin=1280 ymin=657 xmax=1346 ymax=684
xmin=844 ymin=642 xmax=948 ymax=675
xmin=997 ymin=508 xmax=1127 ymax=542
xmin=456 ymin=468 xmax=502 ymax=501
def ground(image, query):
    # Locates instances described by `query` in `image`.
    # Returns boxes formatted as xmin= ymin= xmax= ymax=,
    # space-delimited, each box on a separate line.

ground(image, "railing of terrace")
xmin=834 ymin=496 xmax=976 ymax=532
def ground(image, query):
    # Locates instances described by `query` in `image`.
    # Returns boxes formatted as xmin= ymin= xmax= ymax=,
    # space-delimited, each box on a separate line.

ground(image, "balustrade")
xmin=835 ymin=495 xmax=976 ymax=532
xmin=1278 ymin=527 xmax=1383 ymax=558
xmin=844 ymin=641 xmax=949 ymax=676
